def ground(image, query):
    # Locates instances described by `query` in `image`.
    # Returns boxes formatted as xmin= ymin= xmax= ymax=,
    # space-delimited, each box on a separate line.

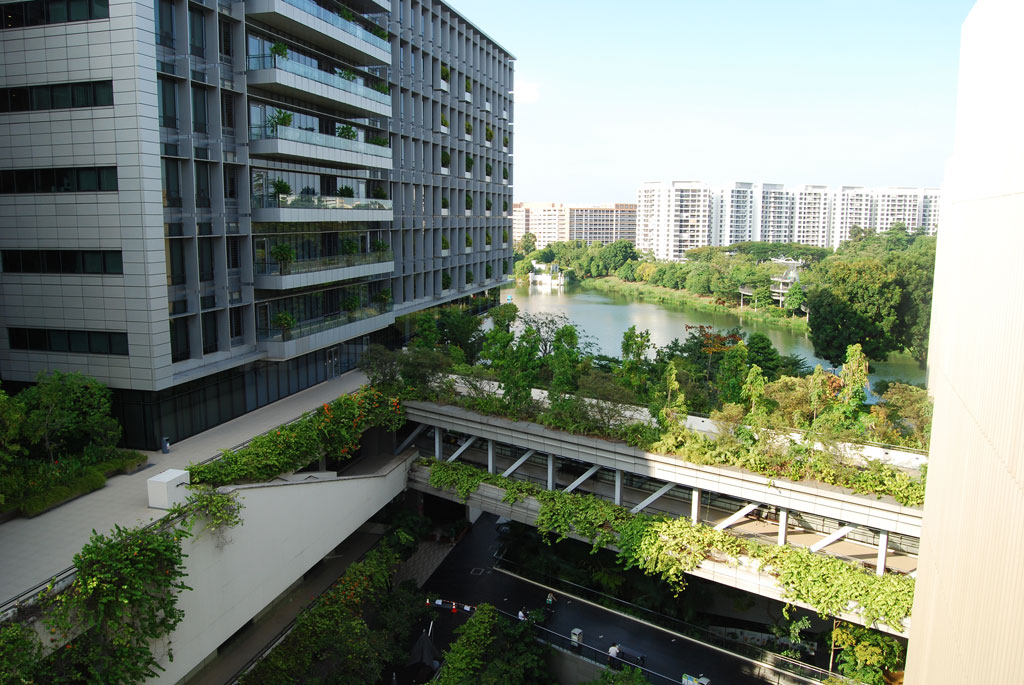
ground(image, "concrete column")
xmin=876 ymin=530 xmax=889 ymax=576
xmin=691 ymin=487 xmax=701 ymax=523
xmin=435 ymin=427 xmax=443 ymax=460
xmin=547 ymin=454 xmax=555 ymax=490
xmin=778 ymin=508 xmax=789 ymax=546
xmin=614 ymin=469 xmax=623 ymax=506
xmin=487 ymin=439 xmax=494 ymax=474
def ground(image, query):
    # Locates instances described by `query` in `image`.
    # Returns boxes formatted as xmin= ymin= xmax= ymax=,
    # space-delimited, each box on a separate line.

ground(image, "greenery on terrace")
xmin=0 ymin=371 xmax=146 ymax=516
xmin=513 ymin=227 xmax=936 ymax=367
xmin=359 ymin=304 xmax=931 ymax=506
xmin=424 ymin=458 xmax=915 ymax=631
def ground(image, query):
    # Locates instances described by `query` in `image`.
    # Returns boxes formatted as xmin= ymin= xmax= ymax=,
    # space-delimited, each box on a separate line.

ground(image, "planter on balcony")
xmin=464 ymin=133 xmax=472 ymax=142
xmin=441 ymin=249 xmax=450 ymax=257
xmin=463 ymin=246 xmax=472 ymax=253
xmin=485 ymin=175 xmax=491 ymax=182
xmin=437 ymin=80 xmax=449 ymax=92
xmin=464 ymin=210 xmax=471 ymax=217
xmin=441 ymin=167 xmax=450 ymax=175
xmin=463 ymin=92 xmax=471 ymax=102
xmin=441 ymin=208 xmax=449 ymax=216
xmin=484 ymin=140 xmax=491 ymax=148
xmin=464 ymin=172 xmax=472 ymax=179
xmin=485 ymin=211 xmax=491 ymax=218
xmin=440 ymin=125 xmax=449 ymax=134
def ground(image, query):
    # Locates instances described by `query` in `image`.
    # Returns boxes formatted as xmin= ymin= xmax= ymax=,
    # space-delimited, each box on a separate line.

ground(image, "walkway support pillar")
xmin=547 ymin=455 xmax=555 ymax=490
xmin=614 ymin=469 xmax=623 ymax=506
xmin=487 ymin=439 xmax=495 ymax=474
xmin=778 ymin=508 xmax=789 ymax=546
xmin=691 ymin=488 xmax=702 ymax=523
xmin=876 ymin=531 xmax=889 ymax=576
xmin=434 ymin=427 xmax=443 ymax=460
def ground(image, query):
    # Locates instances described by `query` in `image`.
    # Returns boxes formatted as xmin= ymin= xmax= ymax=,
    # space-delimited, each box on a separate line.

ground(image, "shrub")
xmin=441 ymin=197 xmax=450 ymax=210
xmin=440 ymin=64 xmax=450 ymax=81
xmin=19 ymin=468 xmax=105 ymax=516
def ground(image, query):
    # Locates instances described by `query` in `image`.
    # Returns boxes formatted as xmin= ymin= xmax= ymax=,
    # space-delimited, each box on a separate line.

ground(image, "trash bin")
xmin=570 ymin=628 xmax=583 ymax=650
xmin=161 ymin=436 xmax=171 ymax=454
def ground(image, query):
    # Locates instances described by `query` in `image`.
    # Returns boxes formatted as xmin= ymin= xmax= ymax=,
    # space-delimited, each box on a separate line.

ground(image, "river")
xmin=506 ymin=284 xmax=927 ymax=389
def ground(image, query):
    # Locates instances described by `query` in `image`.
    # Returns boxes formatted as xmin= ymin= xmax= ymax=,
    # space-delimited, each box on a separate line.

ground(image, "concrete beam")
xmin=714 ymin=503 xmax=760 ymax=531
xmin=395 ymin=423 xmax=427 ymax=455
xmin=446 ymin=436 xmax=478 ymax=462
xmin=810 ymin=525 xmax=857 ymax=553
xmin=501 ymin=449 xmax=536 ymax=478
xmin=630 ymin=482 xmax=676 ymax=514
xmin=876 ymin=530 xmax=889 ymax=576
xmin=564 ymin=465 xmax=601 ymax=494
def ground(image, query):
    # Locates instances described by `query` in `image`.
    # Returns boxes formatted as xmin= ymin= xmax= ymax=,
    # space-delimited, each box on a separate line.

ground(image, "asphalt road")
xmin=422 ymin=512 xmax=774 ymax=685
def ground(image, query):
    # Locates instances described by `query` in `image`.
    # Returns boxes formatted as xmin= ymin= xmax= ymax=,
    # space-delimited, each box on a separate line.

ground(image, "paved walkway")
xmin=0 ymin=370 xmax=368 ymax=604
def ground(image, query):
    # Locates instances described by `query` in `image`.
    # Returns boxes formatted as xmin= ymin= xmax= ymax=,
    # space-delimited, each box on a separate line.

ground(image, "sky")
xmin=448 ymin=0 xmax=976 ymax=204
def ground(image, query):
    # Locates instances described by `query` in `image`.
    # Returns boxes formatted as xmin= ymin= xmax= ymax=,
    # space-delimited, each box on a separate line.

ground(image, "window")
xmin=188 ymin=9 xmax=205 ymax=58
xmin=218 ymin=18 xmax=232 ymax=58
xmin=155 ymin=0 xmax=173 ymax=46
xmin=226 ymin=236 xmax=240 ymax=268
xmin=195 ymin=162 xmax=211 ymax=207
xmin=220 ymin=92 xmax=234 ymax=129
xmin=166 ymin=239 xmax=186 ymax=285
xmin=158 ymin=78 xmax=176 ymax=127
xmin=198 ymin=238 xmax=214 ymax=282
xmin=229 ymin=307 xmax=244 ymax=339
xmin=191 ymin=85 xmax=207 ymax=133
xmin=0 ymin=167 xmax=116 ymax=194
xmin=169 ymin=318 xmax=190 ymax=362
xmin=8 ymin=327 xmax=128 ymax=355
xmin=201 ymin=311 xmax=217 ymax=353
xmin=223 ymin=166 xmax=237 ymax=199
xmin=1 ymin=0 xmax=107 ymax=29
xmin=161 ymin=159 xmax=181 ymax=207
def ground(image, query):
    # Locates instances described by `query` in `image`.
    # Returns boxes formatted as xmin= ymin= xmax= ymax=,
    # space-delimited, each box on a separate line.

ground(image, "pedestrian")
xmin=518 ymin=607 xmax=527 ymax=621
xmin=545 ymin=592 xmax=557 ymax=607
xmin=608 ymin=643 xmax=620 ymax=668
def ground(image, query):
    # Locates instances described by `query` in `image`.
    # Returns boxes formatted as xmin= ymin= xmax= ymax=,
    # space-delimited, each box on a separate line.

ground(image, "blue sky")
xmin=449 ymin=0 xmax=976 ymax=204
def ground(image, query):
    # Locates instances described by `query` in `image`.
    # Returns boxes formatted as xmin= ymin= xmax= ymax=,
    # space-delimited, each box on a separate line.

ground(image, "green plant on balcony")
xmin=371 ymin=185 xmax=388 ymax=200
xmin=503 ymin=135 xmax=509 ymax=147
xmin=441 ymin=197 xmax=450 ymax=210
xmin=465 ymin=234 xmax=473 ymax=248
xmin=367 ymin=135 xmax=389 ymax=147
xmin=503 ymin=202 xmax=508 ymax=214
xmin=339 ymin=185 xmax=355 ymax=198
xmin=338 ymin=6 xmax=356 ymax=21
xmin=485 ymin=231 xmax=492 ymax=244
xmin=270 ymin=41 xmax=288 ymax=61
xmin=372 ymin=239 xmax=389 ymax=253
xmin=336 ymin=68 xmax=357 ymax=82
xmin=465 ymin=270 xmax=474 ymax=284
xmin=270 ymin=242 xmax=296 ymax=274
xmin=440 ymin=64 xmax=450 ymax=82
xmin=502 ymin=260 xmax=508 ymax=274
xmin=465 ymin=155 xmax=474 ymax=171
xmin=485 ymin=199 xmax=493 ymax=212
xmin=337 ymin=124 xmax=357 ymax=140
xmin=465 ymin=195 xmax=473 ymax=212
xmin=465 ymin=77 xmax=472 ymax=93
xmin=465 ymin=121 xmax=473 ymax=135
xmin=441 ymin=150 xmax=451 ymax=168
xmin=271 ymin=178 xmax=292 ymax=197
xmin=370 ymin=24 xmax=388 ymax=40
xmin=373 ymin=288 xmax=392 ymax=306
xmin=441 ymin=112 xmax=449 ymax=128
xmin=272 ymin=310 xmax=297 ymax=340
xmin=266 ymin=109 xmax=293 ymax=134
xmin=442 ymin=271 xmax=452 ymax=290
xmin=372 ymin=81 xmax=390 ymax=95
xmin=441 ymin=235 xmax=450 ymax=249
xmin=502 ymin=167 xmax=508 ymax=180
xmin=486 ymin=264 xmax=493 ymax=279
xmin=485 ymin=126 xmax=494 ymax=142
xmin=503 ymin=228 xmax=509 ymax=242
xmin=342 ymin=294 xmax=360 ymax=311
xmin=340 ymin=238 xmax=359 ymax=255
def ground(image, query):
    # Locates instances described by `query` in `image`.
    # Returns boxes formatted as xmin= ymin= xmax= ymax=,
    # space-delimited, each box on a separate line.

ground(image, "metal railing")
xmin=252 ymin=193 xmax=392 ymax=211
xmin=247 ymin=54 xmax=390 ymax=105
xmin=492 ymin=553 xmax=849 ymax=683
xmin=257 ymin=303 xmax=392 ymax=342
xmin=255 ymin=250 xmax=393 ymax=276
xmin=249 ymin=124 xmax=391 ymax=158
xmin=279 ymin=0 xmax=389 ymax=51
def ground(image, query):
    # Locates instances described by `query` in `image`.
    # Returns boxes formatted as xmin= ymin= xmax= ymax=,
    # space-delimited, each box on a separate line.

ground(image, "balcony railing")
xmin=257 ymin=302 xmax=393 ymax=342
xmin=253 ymin=193 xmax=392 ymax=211
xmin=279 ymin=0 xmax=390 ymax=51
xmin=255 ymin=250 xmax=393 ymax=276
xmin=247 ymin=55 xmax=390 ymax=105
xmin=249 ymin=124 xmax=391 ymax=158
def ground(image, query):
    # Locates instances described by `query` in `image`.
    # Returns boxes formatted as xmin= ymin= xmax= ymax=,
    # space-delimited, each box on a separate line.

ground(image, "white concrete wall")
xmin=151 ymin=453 xmax=416 ymax=684
xmin=906 ymin=2 xmax=1024 ymax=682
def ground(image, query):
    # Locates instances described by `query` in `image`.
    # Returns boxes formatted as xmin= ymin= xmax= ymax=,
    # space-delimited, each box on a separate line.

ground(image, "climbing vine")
xmin=435 ymin=603 xmax=500 ymax=685
xmin=169 ymin=485 xmax=245 ymax=538
xmin=425 ymin=460 xmax=915 ymax=631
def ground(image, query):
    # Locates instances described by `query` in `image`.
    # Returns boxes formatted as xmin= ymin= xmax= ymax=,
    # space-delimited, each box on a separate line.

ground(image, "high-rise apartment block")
xmin=512 ymin=201 xmax=636 ymax=249
xmin=636 ymin=181 xmax=940 ymax=257
xmin=0 ymin=0 xmax=513 ymax=448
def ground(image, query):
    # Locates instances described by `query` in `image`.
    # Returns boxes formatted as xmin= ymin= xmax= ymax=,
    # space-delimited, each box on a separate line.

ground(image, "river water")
xmin=506 ymin=284 xmax=926 ymax=388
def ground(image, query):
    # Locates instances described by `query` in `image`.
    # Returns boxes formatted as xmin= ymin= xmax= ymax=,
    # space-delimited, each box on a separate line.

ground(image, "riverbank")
xmin=579 ymin=277 xmax=810 ymax=334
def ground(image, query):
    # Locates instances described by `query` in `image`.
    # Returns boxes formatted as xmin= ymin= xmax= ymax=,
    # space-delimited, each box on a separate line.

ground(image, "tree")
xmin=517 ymin=231 xmax=537 ymax=255
xmin=616 ymin=326 xmax=653 ymax=399
xmin=783 ymin=283 xmax=806 ymax=314
xmin=715 ymin=343 xmax=749 ymax=405
xmin=597 ymin=240 xmax=637 ymax=272
xmin=616 ymin=259 xmax=638 ymax=282
xmin=0 ymin=385 xmax=25 ymax=500
xmin=21 ymin=371 xmax=121 ymax=463
xmin=436 ymin=308 xmax=483 ymax=363
xmin=746 ymin=333 xmax=782 ymax=379
xmin=357 ymin=344 xmax=401 ymax=392
xmin=752 ymin=284 xmax=773 ymax=310
xmin=832 ymin=622 xmax=905 ymax=685
xmin=894 ymin=236 xmax=936 ymax=367
xmin=685 ymin=262 xmax=713 ymax=295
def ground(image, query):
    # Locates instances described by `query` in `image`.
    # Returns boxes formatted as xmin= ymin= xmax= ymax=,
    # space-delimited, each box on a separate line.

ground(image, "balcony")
xmin=245 ymin=0 xmax=390 ymax=65
xmin=254 ymin=251 xmax=394 ymax=289
xmin=252 ymin=193 xmax=393 ymax=223
xmin=247 ymin=55 xmax=390 ymax=117
xmin=437 ymin=79 xmax=449 ymax=92
xmin=257 ymin=303 xmax=395 ymax=360
xmin=249 ymin=125 xmax=392 ymax=170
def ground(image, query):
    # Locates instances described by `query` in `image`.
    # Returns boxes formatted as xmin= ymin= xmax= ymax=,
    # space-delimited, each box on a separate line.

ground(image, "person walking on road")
xmin=518 ymin=607 xmax=527 ymax=621
xmin=608 ymin=643 xmax=621 ymax=669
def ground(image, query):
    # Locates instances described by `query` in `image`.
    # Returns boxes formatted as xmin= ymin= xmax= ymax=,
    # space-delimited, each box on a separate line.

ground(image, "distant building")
xmin=637 ymin=181 xmax=941 ymax=257
xmin=513 ymin=201 xmax=636 ymax=249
